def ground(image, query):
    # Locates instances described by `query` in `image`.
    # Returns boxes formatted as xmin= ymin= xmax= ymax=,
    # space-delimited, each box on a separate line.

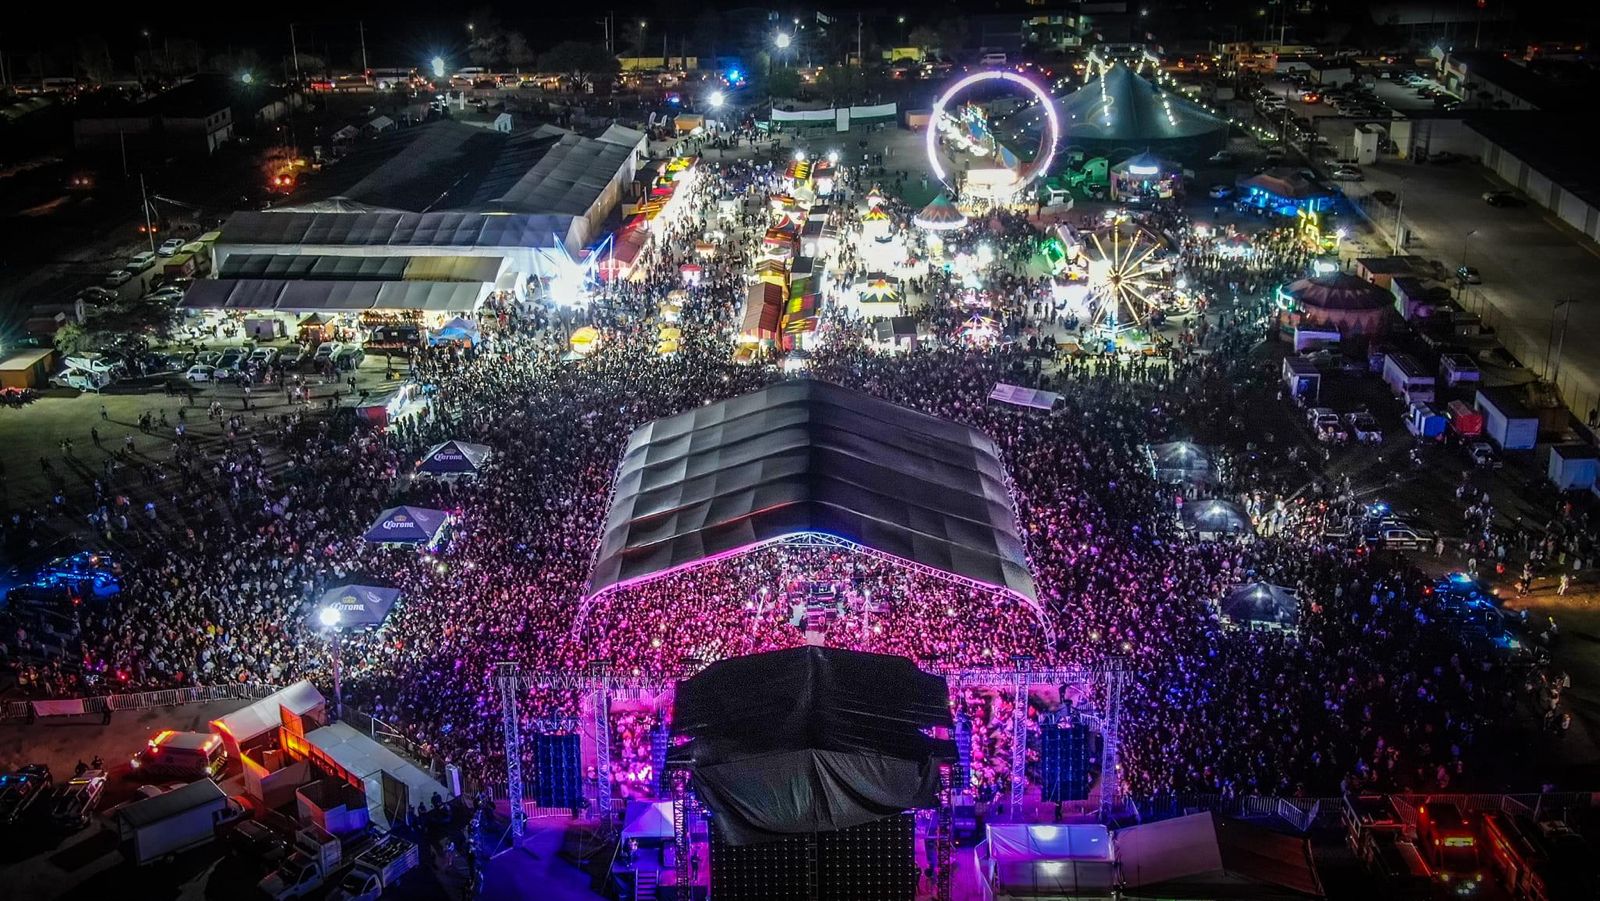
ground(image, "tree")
xmin=766 ymin=67 xmax=801 ymax=101
xmin=537 ymin=41 xmax=619 ymax=88
xmin=504 ymin=33 xmax=535 ymax=70
xmin=909 ymin=25 xmax=939 ymax=55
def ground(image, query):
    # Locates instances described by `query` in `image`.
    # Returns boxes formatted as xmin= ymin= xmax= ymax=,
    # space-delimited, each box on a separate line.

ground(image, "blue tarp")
xmin=316 ymin=584 xmax=401 ymax=627
xmin=430 ymin=316 xmax=480 ymax=345
xmin=416 ymin=440 xmax=493 ymax=475
xmin=362 ymin=505 xmax=449 ymax=545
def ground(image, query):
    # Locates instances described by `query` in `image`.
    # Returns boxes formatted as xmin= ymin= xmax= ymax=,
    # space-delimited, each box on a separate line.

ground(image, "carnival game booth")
xmin=1110 ymin=153 xmax=1180 ymax=203
xmin=914 ymin=193 xmax=969 ymax=232
xmin=356 ymin=383 xmax=428 ymax=431
xmin=976 ymin=823 xmax=1115 ymax=899
xmin=1238 ymin=169 xmax=1334 ymax=217
xmin=362 ymin=505 xmax=450 ymax=547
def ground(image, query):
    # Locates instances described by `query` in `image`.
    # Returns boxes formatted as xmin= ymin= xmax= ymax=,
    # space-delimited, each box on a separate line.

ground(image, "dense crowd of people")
xmin=0 ymin=145 xmax=1566 ymax=815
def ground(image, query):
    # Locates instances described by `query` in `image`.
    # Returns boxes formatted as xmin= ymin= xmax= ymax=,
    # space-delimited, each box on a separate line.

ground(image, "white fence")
xmin=1 ymin=683 xmax=286 ymax=722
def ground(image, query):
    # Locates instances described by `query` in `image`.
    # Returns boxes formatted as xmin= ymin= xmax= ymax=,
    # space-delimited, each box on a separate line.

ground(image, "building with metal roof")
xmin=1048 ymin=63 xmax=1228 ymax=160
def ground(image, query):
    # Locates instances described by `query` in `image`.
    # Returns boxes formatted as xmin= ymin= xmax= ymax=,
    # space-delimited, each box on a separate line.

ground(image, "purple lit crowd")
xmin=0 ymin=154 xmax=1564 ymax=811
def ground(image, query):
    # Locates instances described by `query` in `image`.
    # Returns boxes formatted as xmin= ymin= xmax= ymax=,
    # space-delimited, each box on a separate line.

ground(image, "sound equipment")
xmin=710 ymin=813 xmax=916 ymax=901
xmin=530 ymin=733 xmax=582 ymax=808
xmin=1039 ymin=722 xmax=1091 ymax=802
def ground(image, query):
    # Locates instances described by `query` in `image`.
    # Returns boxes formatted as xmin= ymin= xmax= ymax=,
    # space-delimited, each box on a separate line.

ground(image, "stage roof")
xmin=218 ymin=253 xmax=507 ymax=284
xmin=588 ymin=380 xmax=1036 ymax=600
xmin=668 ymin=646 xmax=954 ymax=845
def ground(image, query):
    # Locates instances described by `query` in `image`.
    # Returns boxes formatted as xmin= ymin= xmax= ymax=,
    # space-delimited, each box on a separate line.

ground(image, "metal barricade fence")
xmin=0 ymin=682 xmax=286 ymax=722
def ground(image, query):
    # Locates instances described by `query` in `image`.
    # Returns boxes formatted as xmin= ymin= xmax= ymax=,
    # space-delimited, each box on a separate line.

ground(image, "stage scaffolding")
xmin=494 ymin=656 xmax=1128 ymax=896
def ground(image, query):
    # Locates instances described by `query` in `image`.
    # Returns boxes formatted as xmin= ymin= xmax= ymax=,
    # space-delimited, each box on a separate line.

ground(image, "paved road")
xmin=1342 ymin=161 xmax=1600 ymax=416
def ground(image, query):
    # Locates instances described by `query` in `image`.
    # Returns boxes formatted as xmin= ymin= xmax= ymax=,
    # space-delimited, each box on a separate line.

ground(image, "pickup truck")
xmin=259 ymin=824 xmax=376 ymax=900
xmin=328 ymin=835 xmax=421 ymax=901
xmin=49 ymin=769 xmax=106 ymax=831
xmin=0 ymin=764 xmax=52 ymax=825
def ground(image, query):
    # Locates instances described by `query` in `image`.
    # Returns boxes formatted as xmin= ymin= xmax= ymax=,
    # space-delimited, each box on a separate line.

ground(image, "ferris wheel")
xmin=1085 ymin=225 xmax=1166 ymax=330
xmin=925 ymin=70 xmax=1060 ymax=197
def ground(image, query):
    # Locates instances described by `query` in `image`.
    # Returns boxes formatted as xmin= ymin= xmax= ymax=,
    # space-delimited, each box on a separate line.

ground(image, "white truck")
xmin=117 ymin=779 xmax=247 ymax=865
xmin=260 ymin=824 xmax=376 ymax=900
xmin=328 ymin=835 xmax=421 ymax=901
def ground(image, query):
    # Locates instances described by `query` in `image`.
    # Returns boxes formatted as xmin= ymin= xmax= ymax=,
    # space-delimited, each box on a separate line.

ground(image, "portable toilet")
xmin=1548 ymin=445 xmax=1599 ymax=491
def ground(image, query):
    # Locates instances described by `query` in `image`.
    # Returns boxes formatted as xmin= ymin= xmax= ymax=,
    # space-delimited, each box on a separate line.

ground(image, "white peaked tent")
xmin=978 ymin=823 xmax=1115 ymax=898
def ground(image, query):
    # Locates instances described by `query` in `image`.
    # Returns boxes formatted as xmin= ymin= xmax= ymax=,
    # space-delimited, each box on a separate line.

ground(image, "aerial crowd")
xmin=0 ymin=150 xmax=1564 ymax=812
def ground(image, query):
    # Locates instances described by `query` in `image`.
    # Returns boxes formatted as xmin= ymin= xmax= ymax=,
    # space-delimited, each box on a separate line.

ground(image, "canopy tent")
xmin=429 ymin=317 xmax=481 ymax=346
xmin=1222 ymin=581 xmax=1300 ymax=628
xmin=417 ymin=440 xmax=494 ymax=476
xmin=1146 ymin=441 xmax=1216 ymax=484
xmin=990 ymin=383 xmax=1061 ymax=411
xmin=914 ymin=193 xmax=969 ymax=231
xmin=979 ymin=823 xmax=1115 ymax=897
xmin=589 ymin=380 xmax=1037 ymax=603
xmin=667 ymin=646 xmax=954 ymax=845
xmin=1181 ymin=499 xmax=1250 ymax=536
xmin=1116 ymin=812 xmax=1324 ymax=897
xmin=621 ymin=800 xmax=676 ymax=840
xmin=314 ymin=583 xmax=401 ymax=628
xmin=182 ymin=279 xmax=489 ymax=315
xmin=362 ymin=505 xmax=450 ymax=545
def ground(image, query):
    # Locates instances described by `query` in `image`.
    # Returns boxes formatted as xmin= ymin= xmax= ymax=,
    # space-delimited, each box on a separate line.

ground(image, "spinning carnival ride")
xmin=927 ymin=70 xmax=1061 ymax=200
xmin=1083 ymin=224 xmax=1167 ymax=331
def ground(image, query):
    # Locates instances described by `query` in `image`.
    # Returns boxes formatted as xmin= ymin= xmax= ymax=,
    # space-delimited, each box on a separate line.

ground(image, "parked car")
xmin=1482 ymin=190 xmax=1523 ymax=207
xmin=1456 ymin=265 xmax=1482 ymax=285
xmin=314 ymin=342 xmax=342 ymax=363
xmin=49 ymin=769 xmax=106 ymax=831
xmin=250 ymin=347 xmax=278 ymax=366
xmin=1345 ymin=412 xmax=1383 ymax=443
xmin=1207 ymin=150 xmax=1236 ymax=164
xmin=157 ymin=238 xmax=185 ymax=256
xmin=278 ymin=346 xmax=305 ymax=368
xmin=127 ymin=252 xmax=157 ymax=272
xmin=184 ymin=365 xmax=214 ymax=382
xmin=222 ymin=819 xmax=292 ymax=868
xmin=332 ymin=346 xmax=364 ymax=371
xmin=1469 ymin=442 xmax=1502 ymax=469
xmin=105 ymin=269 xmax=133 ymax=287
xmin=1330 ymin=165 xmax=1363 ymax=181
xmin=1371 ymin=189 xmax=1397 ymax=205
xmin=0 ymin=765 xmax=53 ymax=825
xmin=196 ymin=351 xmax=223 ymax=368
xmin=1365 ymin=520 xmax=1434 ymax=551
xmin=76 ymin=286 xmax=118 ymax=304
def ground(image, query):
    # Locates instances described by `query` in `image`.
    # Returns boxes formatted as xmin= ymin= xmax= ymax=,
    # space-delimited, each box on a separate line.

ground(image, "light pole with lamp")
xmin=1547 ymin=298 xmax=1573 ymax=384
xmin=1456 ymin=228 xmax=1478 ymax=298
xmin=320 ymin=606 xmax=343 ymax=717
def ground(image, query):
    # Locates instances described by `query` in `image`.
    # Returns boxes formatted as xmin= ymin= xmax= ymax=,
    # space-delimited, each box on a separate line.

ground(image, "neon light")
xmin=926 ymin=70 xmax=1060 ymax=194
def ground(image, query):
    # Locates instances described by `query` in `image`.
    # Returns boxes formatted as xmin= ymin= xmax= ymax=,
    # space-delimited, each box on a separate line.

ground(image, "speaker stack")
xmin=530 ymin=733 xmax=583 ymax=809
xmin=1038 ymin=721 xmax=1091 ymax=802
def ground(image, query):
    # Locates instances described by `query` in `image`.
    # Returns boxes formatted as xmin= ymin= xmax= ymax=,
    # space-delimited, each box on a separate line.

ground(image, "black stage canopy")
xmin=588 ymin=380 xmax=1036 ymax=601
xmin=668 ymin=646 xmax=955 ymax=845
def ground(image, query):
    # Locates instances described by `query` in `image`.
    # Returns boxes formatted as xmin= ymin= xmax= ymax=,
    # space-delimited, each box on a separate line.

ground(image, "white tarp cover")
xmin=989 ymin=383 xmax=1061 ymax=411
xmin=304 ymin=722 xmax=449 ymax=830
xmin=984 ymin=823 xmax=1114 ymax=895
xmin=183 ymin=279 xmax=488 ymax=314
xmin=210 ymin=681 xmax=326 ymax=749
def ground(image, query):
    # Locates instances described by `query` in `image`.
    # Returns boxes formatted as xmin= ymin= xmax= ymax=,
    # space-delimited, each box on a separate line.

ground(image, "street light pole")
xmin=1550 ymin=298 xmax=1573 ymax=385
xmin=1456 ymin=228 xmax=1477 ymax=298
xmin=320 ymin=606 xmax=343 ymax=717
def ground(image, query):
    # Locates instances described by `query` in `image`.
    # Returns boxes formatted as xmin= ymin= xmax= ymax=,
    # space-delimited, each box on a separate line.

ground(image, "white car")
xmin=1329 ymin=166 xmax=1363 ymax=181
xmin=105 ymin=269 xmax=133 ymax=287
xmin=184 ymin=364 xmax=214 ymax=382
xmin=250 ymin=347 xmax=278 ymax=366
xmin=157 ymin=238 xmax=185 ymax=256
xmin=127 ymin=251 xmax=157 ymax=272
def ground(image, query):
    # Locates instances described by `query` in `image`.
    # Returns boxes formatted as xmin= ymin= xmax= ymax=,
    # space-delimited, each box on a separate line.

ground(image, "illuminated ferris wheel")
xmin=926 ymin=70 xmax=1060 ymax=197
xmin=1085 ymin=225 xmax=1166 ymax=330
